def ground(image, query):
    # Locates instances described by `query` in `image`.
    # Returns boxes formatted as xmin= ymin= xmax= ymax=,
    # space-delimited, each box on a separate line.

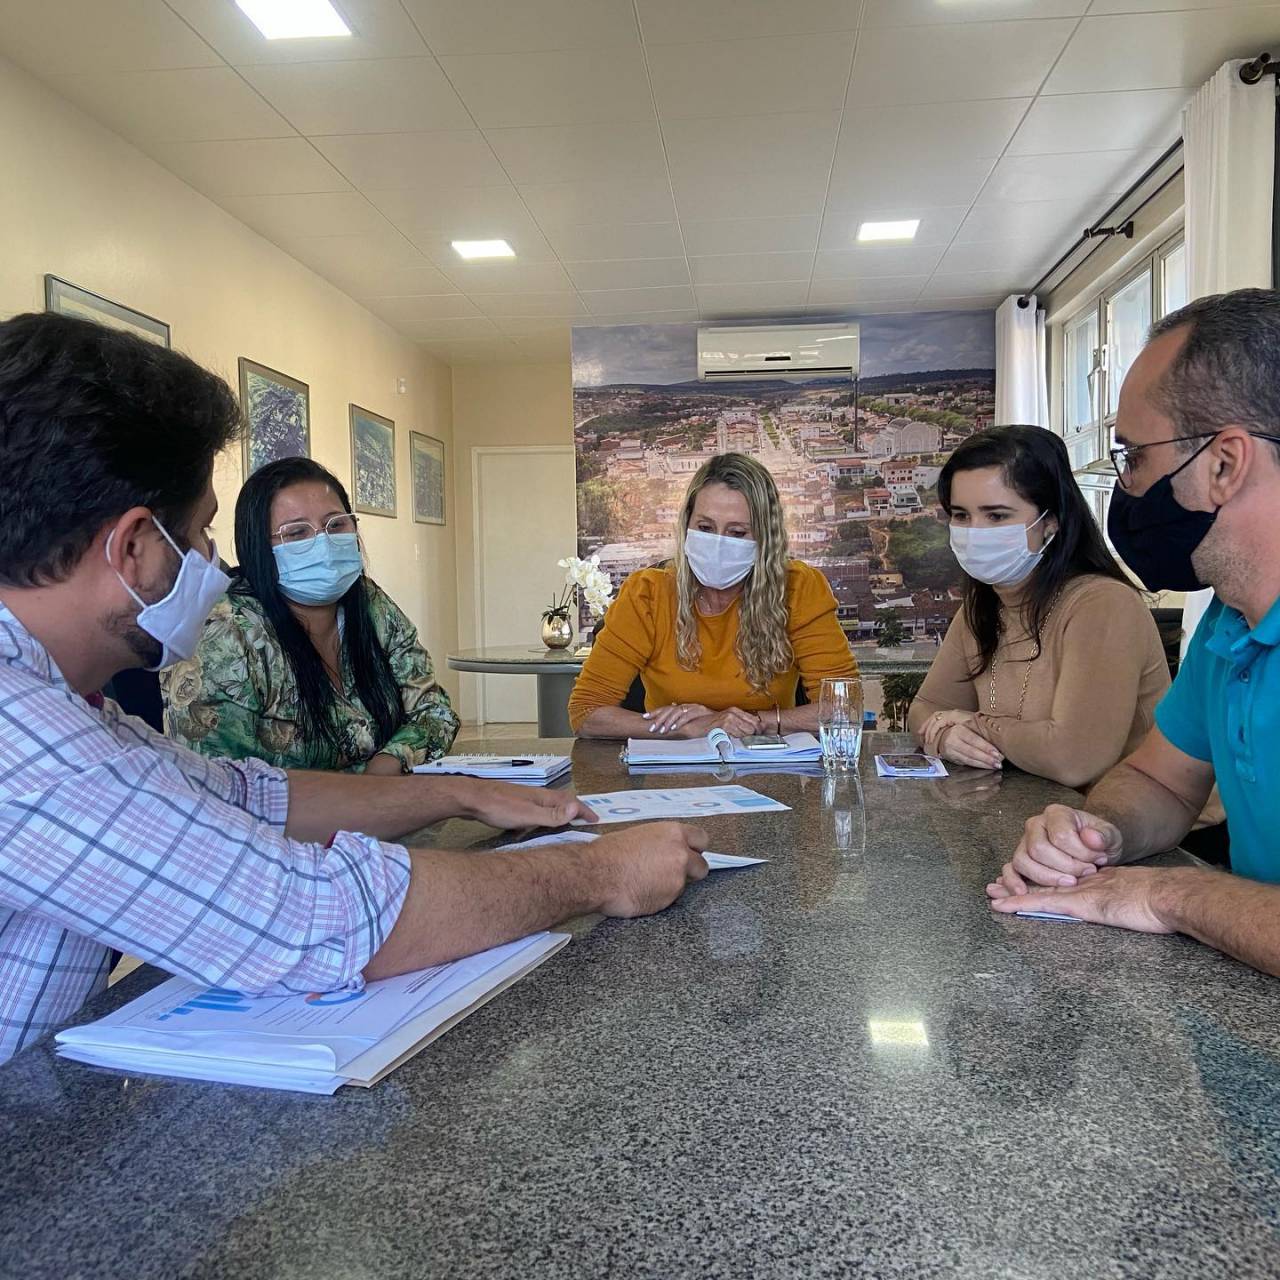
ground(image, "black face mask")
xmin=1107 ymin=440 xmax=1218 ymax=592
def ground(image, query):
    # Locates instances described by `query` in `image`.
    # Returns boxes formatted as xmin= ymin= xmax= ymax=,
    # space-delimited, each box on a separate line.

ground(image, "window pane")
xmin=1064 ymin=309 xmax=1099 ymax=435
xmin=1106 ymin=269 xmax=1152 ymax=416
xmin=1162 ymin=242 xmax=1187 ymax=317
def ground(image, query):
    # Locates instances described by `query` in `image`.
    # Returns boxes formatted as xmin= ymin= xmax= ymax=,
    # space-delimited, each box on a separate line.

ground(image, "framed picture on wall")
xmin=239 ymin=358 xmax=310 ymax=478
xmin=410 ymin=431 xmax=445 ymax=526
xmin=44 ymin=275 xmax=170 ymax=347
xmin=350 ymin=404 xmax=397 ymax=518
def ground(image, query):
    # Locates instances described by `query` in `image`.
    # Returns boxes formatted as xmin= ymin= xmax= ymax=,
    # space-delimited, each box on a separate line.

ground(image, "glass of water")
xmin=819 ymin=676 xmax=864 ymax=772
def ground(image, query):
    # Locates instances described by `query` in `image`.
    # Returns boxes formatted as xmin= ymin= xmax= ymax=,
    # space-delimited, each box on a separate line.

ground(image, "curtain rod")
xmin=1016 ymin=139 xmax=1183 ymax=308
xmin=1018 ymin=49 xmax=1276 ymax=308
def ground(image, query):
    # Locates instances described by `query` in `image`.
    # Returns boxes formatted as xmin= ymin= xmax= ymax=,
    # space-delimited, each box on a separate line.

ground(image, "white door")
xmin=473 ymin=446 xmax=577 ymax=724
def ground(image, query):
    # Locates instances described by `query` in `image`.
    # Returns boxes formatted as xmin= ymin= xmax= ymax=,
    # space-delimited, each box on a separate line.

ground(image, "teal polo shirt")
xmin=1155 ymin=594 xmax=1280 ymax=884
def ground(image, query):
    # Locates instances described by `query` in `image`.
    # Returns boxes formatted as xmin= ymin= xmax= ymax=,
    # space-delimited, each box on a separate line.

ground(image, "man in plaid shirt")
xmin=0 ymin=313 xmax=710 ymax=1064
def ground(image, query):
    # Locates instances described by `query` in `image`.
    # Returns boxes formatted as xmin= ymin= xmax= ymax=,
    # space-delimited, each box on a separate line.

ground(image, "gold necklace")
xmin=987 ymin=592 xmax=1062 ymax=719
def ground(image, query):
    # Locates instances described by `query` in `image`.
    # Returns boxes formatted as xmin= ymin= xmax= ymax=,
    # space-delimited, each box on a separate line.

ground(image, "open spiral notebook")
xmin=623 ymin=728 xmax=822 ymax=768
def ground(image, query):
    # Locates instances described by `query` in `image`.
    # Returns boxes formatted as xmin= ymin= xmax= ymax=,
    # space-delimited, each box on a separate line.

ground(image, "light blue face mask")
xmin=272 ymin=532 xmax=363 ymax=606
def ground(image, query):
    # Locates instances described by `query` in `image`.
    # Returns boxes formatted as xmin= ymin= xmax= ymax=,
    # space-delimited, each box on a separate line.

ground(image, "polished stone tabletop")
xmin=447 ymin=645 xmax=586 ymax=672
xmin=3 ymin=733 xmax=1279 ymax=1278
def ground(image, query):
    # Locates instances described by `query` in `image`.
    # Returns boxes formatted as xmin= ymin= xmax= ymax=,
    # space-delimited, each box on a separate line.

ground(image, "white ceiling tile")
xmin=312 ymin=132 xmax=508 ymax=189
xmin=412 ymin=226 xmax=560 ymax=267
xmin=240 ymin=59 xmax=473 ymax=136
xmin=848 ymin=20 xmax=1076 ymax=105
xmin=167 ymin=0 xmax=430 ymax=63
xmin=283 ymin=229 xmax=441 ymax=277
xmin=441 ymin=260 xmax=575 ymax=293
xmin=694 ymin=282 xmax=811 ymax=313
xmin=833 ymin=100 xmax=1030 ymax=171
xmin=647 ymin=34 xmax=856 ymax=118
xmin=814 ymin=244 xmax=946 ymax=279
xmin=363 ymin=294 xmax=483 ymax=323
xmin=672 ymin=167 xmax=831 ymax=221
xmin=956 ymin=196 xmax=1093 ymax=244
xmin=565 ymin=258 xmax=691 ymax=290
xmin=487 ymin=122 xmax=669 ymax=184
xmin=221 ymin=192 xmax=390 ymax=238
xmin=518 ymin=178 xmax=678 ymax=226
xmin=400 ymin=0 xmax=639 ymax=54
xmin=0 ymin=0 xmax=221 ymax=73
xmin=574 ymin=310 xmax=701 ymax=326
xmin=1046 ymin=9 xmax=1280 ymax=94
xmin=395 ymin=317 xmax=503 ymax=341
xmin=474 ymin=292 xmax=589 ymax=317
xmin=808 ymin=276 xmax=928 ymax=305
xmin=689 ymin=252 xmax=814 ymax=285
xmin=583 ymin=285 xmax=698 ymax=314
xmin=1088 ymin=0 xmax=1270 ymax=11
xmin=983 ymin=148 xmax=1163 ymax=204
xmin=921 ymin=269 xmax=1024 ymax=299
xmin=682 ymin=217 xmax=821 ymax=256
xmin=862 ymin=0 xmax=1087 ymax=23
xmin=826 ymin=155 xmax=997 ymax=211
xmin=492 ymin=316 xmax=576 ymax=335
xmin=544 ymin=222 xmax=685 ymax=260
xmin=935 ymin=240 xmax=1054 ymax=277
xmin=639 ymin=0 xmax=862 ymax=42
xmin=1008 ymin=88 xmax=1190 ymax=156
xmin=366 ymin=185 xmax=529 ymax=231
xmin=48 ymin=68 xmax=293 ymax=142
xmin=817 ymin=207 xmax=968 ymax=251
xmin=147 ymin=138 xmax=351 ymax=197
xmin=439 ymin=48 xmax=653 ymax=127
xmin=664 ymin=112 xmax=842 ymax=181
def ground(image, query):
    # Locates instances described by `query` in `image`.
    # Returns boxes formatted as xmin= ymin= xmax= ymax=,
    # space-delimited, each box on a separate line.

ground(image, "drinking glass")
xmin=818 ymin=677 xmax=864 ymax=771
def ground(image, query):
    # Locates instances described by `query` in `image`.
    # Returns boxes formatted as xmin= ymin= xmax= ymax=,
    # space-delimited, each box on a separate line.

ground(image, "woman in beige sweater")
xmin=907 ymin=425 xmax=1169 ymax=791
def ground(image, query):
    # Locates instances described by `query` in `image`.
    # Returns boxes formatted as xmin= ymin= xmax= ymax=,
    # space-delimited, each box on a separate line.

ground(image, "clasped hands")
xmin=917 ymin=708 xmax=1003 ymax=771
xmin=643 ymin=702 xmax=764 ymax=739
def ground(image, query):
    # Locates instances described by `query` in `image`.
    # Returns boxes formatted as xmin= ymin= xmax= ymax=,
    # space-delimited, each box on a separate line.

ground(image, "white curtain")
xmin=1178 ymin=59 xmax=1275 ymax=652
xmin=994 ymin=294 xmax=1048 ymax=427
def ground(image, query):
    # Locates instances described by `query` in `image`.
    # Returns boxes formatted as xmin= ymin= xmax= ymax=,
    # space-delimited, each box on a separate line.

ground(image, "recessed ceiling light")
xmin=451 ymin=240 xmax=516 ymax=260
xmin=857 ymin=219 xmax=920 ymax=243
xmin=235 ymin=1 xmax=351 ymax=40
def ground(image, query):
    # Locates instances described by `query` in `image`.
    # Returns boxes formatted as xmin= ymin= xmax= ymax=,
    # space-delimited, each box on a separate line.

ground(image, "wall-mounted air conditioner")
xmin=696 ymin=324 xmax=859 ymax=383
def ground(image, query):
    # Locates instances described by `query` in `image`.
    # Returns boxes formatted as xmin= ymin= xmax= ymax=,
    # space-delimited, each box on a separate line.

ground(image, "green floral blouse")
xmin=162 ymin=580 xmax=460 ymax=773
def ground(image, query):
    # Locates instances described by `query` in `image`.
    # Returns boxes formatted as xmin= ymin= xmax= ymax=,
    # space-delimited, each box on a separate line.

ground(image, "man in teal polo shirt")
xmin=987 ymin=288 xmax=1280 ymax=976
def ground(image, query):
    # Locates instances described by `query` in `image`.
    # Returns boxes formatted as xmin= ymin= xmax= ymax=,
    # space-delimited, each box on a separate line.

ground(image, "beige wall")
xmin=0 ymin=54 xmax=460 ymax=695
xmin=450 ymin=360 xmax=572 ymax=720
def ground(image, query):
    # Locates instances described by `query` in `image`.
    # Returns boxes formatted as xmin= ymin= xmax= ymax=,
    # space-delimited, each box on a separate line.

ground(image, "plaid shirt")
xmin=0 ymin=603 xmax=411 ymax=1064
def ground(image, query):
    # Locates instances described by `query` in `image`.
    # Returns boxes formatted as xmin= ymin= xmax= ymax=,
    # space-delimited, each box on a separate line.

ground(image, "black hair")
xmin=1148 ymin=288 xmax=1280 ymax=456
xmin=0 ymin=312 xmax=241 ymax=586
xmin=230 ymin=457 xmax=404 ymax=763
xmin=938 ymin=424 xmax=1133 ymax=676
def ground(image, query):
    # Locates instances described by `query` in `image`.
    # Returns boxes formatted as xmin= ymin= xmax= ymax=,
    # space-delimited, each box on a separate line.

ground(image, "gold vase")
xmin=540 ymin=613 xmax=573 ymax=650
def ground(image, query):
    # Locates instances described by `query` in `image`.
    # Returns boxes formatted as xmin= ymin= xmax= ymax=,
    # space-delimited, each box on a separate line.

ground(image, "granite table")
xmin=2 ymin=733 xmax=1279 ymax=1278
xmin=447 ymin=645 xmax=585 ymax=736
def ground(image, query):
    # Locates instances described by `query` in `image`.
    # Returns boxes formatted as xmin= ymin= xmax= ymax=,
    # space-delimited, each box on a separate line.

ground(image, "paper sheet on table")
xmin=569 ymin=784 xmax=789 ymax=824
xmin=499 ymin=829 xmax=767 ymax=870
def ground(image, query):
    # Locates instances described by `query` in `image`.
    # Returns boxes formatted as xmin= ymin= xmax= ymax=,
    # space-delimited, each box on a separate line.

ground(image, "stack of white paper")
xmin=56 ymin=931 xmax=569 ymax=1094
xmin=624 ymin=729 xmax=822 ymax=769
xmin=413 ymin=753 xmax=572 ymax=784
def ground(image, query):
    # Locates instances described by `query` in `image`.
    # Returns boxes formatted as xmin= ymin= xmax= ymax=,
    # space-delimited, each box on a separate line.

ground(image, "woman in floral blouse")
xmin=163 ymin=457 xmax=459 ymax=773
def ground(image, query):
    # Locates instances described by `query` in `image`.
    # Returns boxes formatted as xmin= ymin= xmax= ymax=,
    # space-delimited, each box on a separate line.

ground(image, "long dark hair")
xmin=230 ymin=457 xmax=403 ymax=763
xmin=938 ymin=425 xmax=1133 ymax=677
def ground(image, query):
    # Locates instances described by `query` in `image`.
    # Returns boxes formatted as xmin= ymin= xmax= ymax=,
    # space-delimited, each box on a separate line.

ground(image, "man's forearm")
xmin=1154 ymin=869 xmax=1280 ymax=978
xmin=284 ymin=770 xmax=481 ymax=843
xmin=364 ymin=842 xmax=603 ymax=978
xmin=1085 ymin=761 xmax=1200 ymax=862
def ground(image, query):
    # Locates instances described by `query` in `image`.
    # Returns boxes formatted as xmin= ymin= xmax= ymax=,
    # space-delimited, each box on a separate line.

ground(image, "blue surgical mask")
xmin=107 ymin=517 xmax=231 ymax=671
xmin=273 ymin=532 xmax=363 ymax=606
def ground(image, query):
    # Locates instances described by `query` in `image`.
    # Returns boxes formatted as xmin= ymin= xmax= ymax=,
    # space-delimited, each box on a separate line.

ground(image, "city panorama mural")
xmin=571 ymin=310 xmax=996 ymax=655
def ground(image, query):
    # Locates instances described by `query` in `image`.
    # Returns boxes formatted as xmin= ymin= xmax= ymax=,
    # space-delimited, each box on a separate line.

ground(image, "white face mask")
xmin=684 ymin=528 xmax=757 ymax=590
xmin=949 ymin=511 xmax=1054 ymax=587
xmin=107 ymin=517 xmax=231 ymax=670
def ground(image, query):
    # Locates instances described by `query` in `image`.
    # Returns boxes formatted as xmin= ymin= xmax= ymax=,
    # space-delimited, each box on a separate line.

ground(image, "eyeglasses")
xmin=1108 ymin=430 xmax=1280 ymax=489
xmin=271 ymin=513 xmax=359 ymax=545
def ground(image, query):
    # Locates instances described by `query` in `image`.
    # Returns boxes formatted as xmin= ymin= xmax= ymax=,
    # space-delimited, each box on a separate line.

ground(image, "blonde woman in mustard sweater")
xmin=569 ymin=452 xmax=858 ymax=740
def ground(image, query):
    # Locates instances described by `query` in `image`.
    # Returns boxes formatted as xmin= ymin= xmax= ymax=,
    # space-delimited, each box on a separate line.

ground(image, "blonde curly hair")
xmin=673 ymin=452 xmax=793 ymax=692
